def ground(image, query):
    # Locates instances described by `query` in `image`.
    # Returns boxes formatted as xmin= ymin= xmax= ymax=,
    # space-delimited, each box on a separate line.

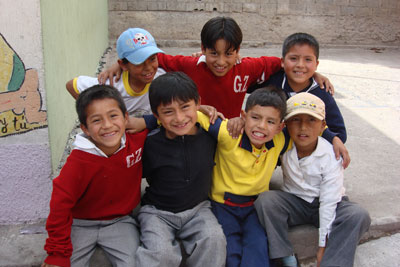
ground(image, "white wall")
xmin=0 ymin=0 xmax=52 ymax=223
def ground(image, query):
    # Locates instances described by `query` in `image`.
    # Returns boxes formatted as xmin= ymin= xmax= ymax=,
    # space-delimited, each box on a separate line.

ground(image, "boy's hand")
xmin=191 ymin=51 xmax=202 ymax=57
xmin=41 ymin=263 xmax=61 ymax=267
xmin=98 ymin=62 xmax=122 ymax=86
xmin=199 ymin=105 xmax=225 ymax=124
xmin=126 ymin=116 xmax=146 ymax=134
xmin=314 ymin=72 xmax=334 ymax=95
xmin=227 ymin=117 xmax=245 ymax=139
xmin=316 ymin=247 xmax=325 ymax=267
xmin=235 ymin=53 xmax=242 ymax=64
xmin=332 ymin=136 xmax=350 ymax=169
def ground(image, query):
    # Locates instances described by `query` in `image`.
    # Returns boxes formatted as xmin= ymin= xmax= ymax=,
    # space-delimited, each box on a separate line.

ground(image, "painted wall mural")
xmin=0 ymin=33 xmax=47 ymax=137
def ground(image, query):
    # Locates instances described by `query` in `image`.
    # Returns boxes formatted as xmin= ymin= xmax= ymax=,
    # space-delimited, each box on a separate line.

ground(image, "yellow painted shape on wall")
xmin=0 ymin=35 xmax=14 ymax=93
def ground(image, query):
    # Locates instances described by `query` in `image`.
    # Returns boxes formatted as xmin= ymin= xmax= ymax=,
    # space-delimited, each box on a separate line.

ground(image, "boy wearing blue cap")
xmin=66 ymin=28 xmax=165 ymax=117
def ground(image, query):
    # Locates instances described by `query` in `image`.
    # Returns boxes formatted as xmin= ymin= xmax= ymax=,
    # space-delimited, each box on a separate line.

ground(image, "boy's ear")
xmin=240 ymin=110 xmax=246 ymax=120
xmin=124 ymin=112 xmax=129 ymax=125
xmin=80 ymin=124 xmax=90 ymax=137
xmin=118 ymin=59 xmax=128 ymax=71
xmin=201 ymin=45 xmax=206 ymax=55
xmin=281 ymin=57 xmax=285 ymax=68
xmin=278 ymin=121 xmax=285 ymax=132
xmin=320 ymin=120 xmax=327 ymax=133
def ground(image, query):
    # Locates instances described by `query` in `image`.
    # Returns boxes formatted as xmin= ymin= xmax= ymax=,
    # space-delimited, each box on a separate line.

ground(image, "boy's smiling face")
xmin=241 ymin=105 xmax=284 ymax=149
xmin=81 ymin=98 xmax=128 ymax=156
xmin=285 ymin=113 xmax=326 ymax=157
xmin=281 ymin=44 xmax=319 ymax=92
xmin=119 ymin=54 xmax=159 ymax=89
xmin=155 ymin=99 xmax=200 ymax=139
xmin=202 ymin=39 xmax=239 ymax=77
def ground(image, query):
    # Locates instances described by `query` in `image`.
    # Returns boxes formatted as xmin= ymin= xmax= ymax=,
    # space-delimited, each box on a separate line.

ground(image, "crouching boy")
xmin=42 ymin=85 xmax=148 ymax=267
xmin=254 ymin=93 xmax=371 ymax=267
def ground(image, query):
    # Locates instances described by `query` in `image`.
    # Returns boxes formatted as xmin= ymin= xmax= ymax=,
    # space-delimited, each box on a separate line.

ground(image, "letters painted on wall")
xmin=0 ymin=33 xmax=47 ymax=137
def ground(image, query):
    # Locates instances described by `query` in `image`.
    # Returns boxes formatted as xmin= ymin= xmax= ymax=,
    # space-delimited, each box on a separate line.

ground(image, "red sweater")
xmin=157 ymin=54 xmax=281 ymax=118
xmin=44 ymin=131 xmax=147 ymax=267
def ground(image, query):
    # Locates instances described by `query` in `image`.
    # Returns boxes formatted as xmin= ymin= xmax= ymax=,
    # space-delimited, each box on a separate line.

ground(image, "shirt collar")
xmin=239 ymin=131 xmax=275 ymax=152
xmin=196 ymin=55 xmax=206 ymax=65
xmin=160 ymin=123 xmax=201 ymax=140
xmin=72 ymin=132 xmax=126 ymax=157
xmin=282 ymin=74 xmax=319 ymax=96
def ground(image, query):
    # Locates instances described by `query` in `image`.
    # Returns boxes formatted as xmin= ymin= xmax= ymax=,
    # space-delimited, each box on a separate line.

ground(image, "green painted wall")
xmin=40 ymin=0 xmax=108 ymax=170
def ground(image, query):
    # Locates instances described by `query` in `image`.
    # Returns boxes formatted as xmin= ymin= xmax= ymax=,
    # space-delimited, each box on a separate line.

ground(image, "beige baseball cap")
xmin=285 ymin=92 xmax=325 ymax=121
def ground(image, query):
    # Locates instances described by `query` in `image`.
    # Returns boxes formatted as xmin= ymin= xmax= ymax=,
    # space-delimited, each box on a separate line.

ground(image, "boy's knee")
xmin=354 ymin=206 xmax=371 ymax=229
xmin=254 ymin=191 xmax=280 ymax=211
xmin=205 ymin=224 xmax=227 ymax=247
xmin=342 ymin=203 xmax=371 ymax=229
xmin=137 ymin=242 xmax=181 ymax=264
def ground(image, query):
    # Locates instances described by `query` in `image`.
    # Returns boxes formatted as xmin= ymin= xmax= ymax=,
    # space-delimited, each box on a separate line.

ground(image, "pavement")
xmin=1 ymin=45 xmax=399 ymax=266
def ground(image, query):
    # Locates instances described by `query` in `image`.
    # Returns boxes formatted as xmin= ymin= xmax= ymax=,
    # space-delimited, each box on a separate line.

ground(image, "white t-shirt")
xmin=281 ymin=137 xmax=345 ymax=247
xmin=73 ymin=68 xmax=165 ymax=117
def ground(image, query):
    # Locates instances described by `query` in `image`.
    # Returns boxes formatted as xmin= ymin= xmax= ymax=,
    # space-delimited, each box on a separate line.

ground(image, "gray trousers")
xmin=254 ymin=190 xmax=371 ymax=267
xmin=70 ymin=215 xmax=140 ymax=267
xmin=136 ymin=200 xmax=227 ymax=267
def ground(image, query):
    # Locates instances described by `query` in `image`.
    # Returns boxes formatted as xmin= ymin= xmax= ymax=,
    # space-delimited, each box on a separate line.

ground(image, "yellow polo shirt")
xmin=197 ymin=112 xmax=290 ymax=204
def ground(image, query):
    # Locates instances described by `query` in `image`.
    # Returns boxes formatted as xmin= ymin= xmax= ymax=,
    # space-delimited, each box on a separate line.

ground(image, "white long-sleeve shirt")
xmin=281 ymin=137 xmax=345 ymax=247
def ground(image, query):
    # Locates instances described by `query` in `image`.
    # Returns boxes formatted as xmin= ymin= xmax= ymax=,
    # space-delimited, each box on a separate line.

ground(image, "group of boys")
xmin=42 ymin=16 xmax=370 ymax=267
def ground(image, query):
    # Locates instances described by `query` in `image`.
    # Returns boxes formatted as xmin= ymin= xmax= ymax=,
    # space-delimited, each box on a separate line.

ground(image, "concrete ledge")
xmin=1 ymin=217 xmax=397 ymax=267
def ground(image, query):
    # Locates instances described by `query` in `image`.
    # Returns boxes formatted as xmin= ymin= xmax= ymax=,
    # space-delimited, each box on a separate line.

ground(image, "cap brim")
xmin=125 ymin=46 xmax=165 ymax=65
xmin=284 ymin=109 xmax=324 ymax=121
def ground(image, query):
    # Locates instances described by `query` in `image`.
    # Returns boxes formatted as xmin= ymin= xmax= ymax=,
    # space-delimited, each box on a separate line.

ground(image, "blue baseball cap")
xmin=116 ymin=28 xmax=164 ymax=65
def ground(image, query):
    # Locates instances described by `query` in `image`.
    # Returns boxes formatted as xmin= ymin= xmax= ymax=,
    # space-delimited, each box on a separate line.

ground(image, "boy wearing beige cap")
xmin=254 ymin=93 xmax=371 ymax=267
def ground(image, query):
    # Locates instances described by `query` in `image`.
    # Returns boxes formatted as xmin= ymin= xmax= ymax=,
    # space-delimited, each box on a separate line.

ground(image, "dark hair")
xmin=201 ymin=16 xmax=242 ymax=52
xmin=245 ymin=86 xmax=287 ymax=121
xmin=282 ymin=32 xmax=319 ymax=59
xmin=149 ymin=72 xmax=200 ymax=116
xmin=76 ymin=84 xmax=127 ymax=127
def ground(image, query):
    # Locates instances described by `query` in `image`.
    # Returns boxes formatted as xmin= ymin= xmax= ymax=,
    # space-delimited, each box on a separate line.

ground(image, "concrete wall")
xmin=109 ymin=0 xmax=400 ymax=48
xmin=0 ymin=0 xmax=108 ymax=224
xmin=41 ymin=0 xmax=109 ymax=171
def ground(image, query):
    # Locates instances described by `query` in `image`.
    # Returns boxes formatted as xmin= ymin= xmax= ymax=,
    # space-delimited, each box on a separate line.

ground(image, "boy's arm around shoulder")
xmin=126 ymin=114 xmax=172 ymax=134
xmin=98 ymin=62 xmax=122 ymax=86
xmin=197 ymin=111 xmax=230 ymax=142
xmin=244 ymin=56 xmax=281 ymax=85
xmin=157 ymin=53 xmax=197 ymax=72
xmin=320 ymin=116 xmax=350 ymax=169
xmin=321 ymin=129 xmax=350 ymax=169
xmin=66 ymin=76 xmax=106 ymax=100
xmin=317 ymin=89 xmax=347 ymax=144
xmin=66 ymin=78 xmax=79 ymax=99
